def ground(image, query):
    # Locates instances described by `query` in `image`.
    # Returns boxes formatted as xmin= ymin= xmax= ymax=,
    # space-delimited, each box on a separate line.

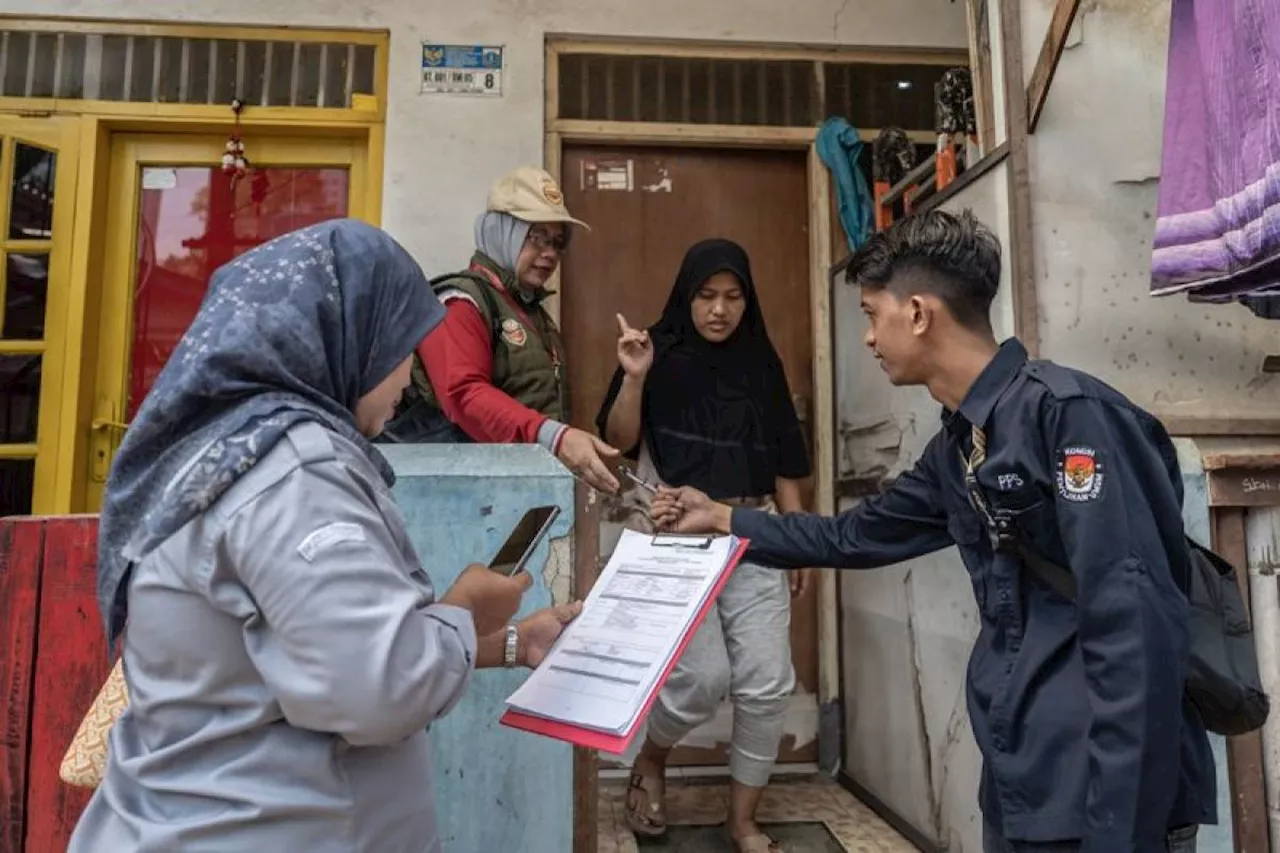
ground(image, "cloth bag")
xmin=58 ymin=657 xmax=128 ymax=788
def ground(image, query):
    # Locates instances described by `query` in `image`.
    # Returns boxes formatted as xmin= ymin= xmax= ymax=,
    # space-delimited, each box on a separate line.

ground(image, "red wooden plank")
xmin=25 ymin=517 xmax=106 ymax=853
xmin=0 ymin=519 xmax=45 ymax=853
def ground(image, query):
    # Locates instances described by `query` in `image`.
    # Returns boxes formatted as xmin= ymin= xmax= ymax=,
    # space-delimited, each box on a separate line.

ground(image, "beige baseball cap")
xmin=487 ymin=166 xmax=590 ymax=230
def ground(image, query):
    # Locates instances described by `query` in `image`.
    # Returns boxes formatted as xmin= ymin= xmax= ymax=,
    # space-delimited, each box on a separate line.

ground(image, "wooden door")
xmin=560 ymin=144 xmax=818 ymax=767
xmin=84 ymin=134 xmax=366 ymax=510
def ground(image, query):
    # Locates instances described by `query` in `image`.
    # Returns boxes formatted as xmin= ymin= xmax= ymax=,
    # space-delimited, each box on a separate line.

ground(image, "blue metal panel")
xmin=384 ymin=445 xmax=576 ymax=853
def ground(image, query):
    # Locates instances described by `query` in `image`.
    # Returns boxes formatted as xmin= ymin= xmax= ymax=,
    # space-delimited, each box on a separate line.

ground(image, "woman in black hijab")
xmin=596 ymin=239 xmax=810 ymax=853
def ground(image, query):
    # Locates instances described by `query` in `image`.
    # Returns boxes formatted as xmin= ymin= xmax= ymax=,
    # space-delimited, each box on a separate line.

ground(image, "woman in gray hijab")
xmin=71 ymin=219 xmax=579 ymax=853
xmin=383 ymin=166 xmax=621 ymax=495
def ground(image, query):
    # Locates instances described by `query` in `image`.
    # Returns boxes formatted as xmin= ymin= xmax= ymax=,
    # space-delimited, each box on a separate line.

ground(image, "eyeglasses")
xmin=526 ymin=230 xmax=568 ymax=253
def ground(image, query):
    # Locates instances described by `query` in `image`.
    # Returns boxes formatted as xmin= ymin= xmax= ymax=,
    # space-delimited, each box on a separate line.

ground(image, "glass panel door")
xmin=0 ymin=121 xmax=68 ymax=517
xmin=87 ymin=134 xmax=364 ymax=510
xmin=129 ymin=165 xmax=350 ymax=418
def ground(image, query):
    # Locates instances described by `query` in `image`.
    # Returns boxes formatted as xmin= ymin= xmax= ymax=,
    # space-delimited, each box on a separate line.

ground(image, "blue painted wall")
xmin=1175 ymin=440 xmax=1233 ymax=853
xmin=384 ymin=445 xmax=576 ymax=853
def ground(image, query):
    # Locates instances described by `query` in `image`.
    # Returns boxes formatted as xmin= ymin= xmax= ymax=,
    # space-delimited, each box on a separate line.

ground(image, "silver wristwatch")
xmin=503 ymin=623 xmax=519 ymax=668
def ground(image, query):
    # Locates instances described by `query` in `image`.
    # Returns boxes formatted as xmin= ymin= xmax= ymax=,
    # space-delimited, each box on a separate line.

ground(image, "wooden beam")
xmin=807 ymin=147 xmax=841 ymax=715
xmin=998 ymin=0 xmax=1041 ymax=356
xmin=1210 ymin=508 xmax=1272 ymax=853
xmin=964 ymin=0 xmax=997 ymax=150
xmin=1156 ymin=415 xmax=1280 ymax=438
xmin=1025 ymin=0 xmax=1083 ymax=134
xmin=546 ymin=34 xmax=968 ymax=67
xmin=551 ymin=119 xmax=938 ymax=149
xmin=571 ymin=481 xmax=600 ymax=853
xmin=1208 ymin=467 xmax=1280 ymax=507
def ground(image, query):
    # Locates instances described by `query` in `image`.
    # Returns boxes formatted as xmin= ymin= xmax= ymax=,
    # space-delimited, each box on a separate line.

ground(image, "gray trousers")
xmin=982 ymin=822 xmax=1198 ymax=853
xmin=646 ymin=560 xmax=796 ymax=787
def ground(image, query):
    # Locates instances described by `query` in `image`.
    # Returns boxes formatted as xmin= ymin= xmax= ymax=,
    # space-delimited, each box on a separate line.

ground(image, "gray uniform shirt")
xmin=69 ymin=422 xmax=477 ymax=853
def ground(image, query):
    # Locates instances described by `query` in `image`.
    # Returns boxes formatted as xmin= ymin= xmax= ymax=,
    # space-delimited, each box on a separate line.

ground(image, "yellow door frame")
xmin=0 ymin=18 xmax=390 ymax=515
xmin=35 ymin=115 xmax=383 ymax=514
xmin=81 ymin=131 xmax=371 ymax=510
xmin=0 ymin=114 xmax=80 ymax=516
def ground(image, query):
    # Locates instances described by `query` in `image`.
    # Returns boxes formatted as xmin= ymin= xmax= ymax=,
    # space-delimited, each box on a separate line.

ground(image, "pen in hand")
xmin=618 ymin=465 xmax=658 ymax=495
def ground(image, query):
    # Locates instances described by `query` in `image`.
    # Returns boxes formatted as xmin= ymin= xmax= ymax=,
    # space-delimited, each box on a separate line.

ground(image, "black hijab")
xmin=595 ymin=239 xmax=810 ymax=500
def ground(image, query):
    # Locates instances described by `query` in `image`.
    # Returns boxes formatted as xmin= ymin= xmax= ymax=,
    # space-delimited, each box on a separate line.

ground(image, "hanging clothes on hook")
xmin=1149 ymin=0 xmax=1280 ymax=304
xmin=816 ymin=117 xmax=875 ymax=253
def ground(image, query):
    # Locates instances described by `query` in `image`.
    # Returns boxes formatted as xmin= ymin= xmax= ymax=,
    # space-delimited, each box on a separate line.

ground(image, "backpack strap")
xmin=958 ymin=446 xmax=1078 ymax=600
xmin=1015 ymin=539 xmax=1077 ymax=600
xmin=429 ymin=271 xmax=503 ymax=352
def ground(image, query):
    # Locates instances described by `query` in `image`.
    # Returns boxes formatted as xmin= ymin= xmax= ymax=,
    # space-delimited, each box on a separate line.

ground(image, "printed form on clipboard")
xmin=501 ymin=528 xmax=748 ymax=754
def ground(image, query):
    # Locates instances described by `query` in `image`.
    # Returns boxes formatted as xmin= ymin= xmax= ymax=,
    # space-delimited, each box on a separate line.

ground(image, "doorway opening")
xmin=559 ymin=142 xmax=820 ymax=774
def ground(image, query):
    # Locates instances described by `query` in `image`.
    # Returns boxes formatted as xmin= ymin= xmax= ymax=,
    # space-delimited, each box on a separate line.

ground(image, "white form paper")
xmin=505 ymin=528 xmax=740 ymax=736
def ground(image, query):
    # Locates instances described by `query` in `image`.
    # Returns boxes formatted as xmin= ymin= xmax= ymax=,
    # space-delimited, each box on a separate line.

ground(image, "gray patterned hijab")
xmin=473 ymin=210 xmax=530 ymax=271
xmin=97 ymin=219 xmax=444 ymax=648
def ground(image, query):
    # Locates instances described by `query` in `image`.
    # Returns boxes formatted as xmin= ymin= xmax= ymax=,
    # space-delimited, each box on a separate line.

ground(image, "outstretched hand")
xmin=649 ymin=485 xmax=732 ymax=535
xmin=557 ymin=427 xmax=621 ymax=494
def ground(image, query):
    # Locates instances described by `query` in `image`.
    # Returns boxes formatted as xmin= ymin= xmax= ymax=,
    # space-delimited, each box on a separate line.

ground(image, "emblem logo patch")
xmin=541 ymin=179 xmax=564 ymax=206
xmin=500 ymin=317 xmax=528 ymax=347
xmin=1057 ymin=446 xmax=1104 ymax=502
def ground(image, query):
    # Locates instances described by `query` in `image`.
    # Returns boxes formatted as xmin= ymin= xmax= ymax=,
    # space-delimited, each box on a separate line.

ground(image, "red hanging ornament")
xmin=221 ymin=98 xmax=249 ymax=186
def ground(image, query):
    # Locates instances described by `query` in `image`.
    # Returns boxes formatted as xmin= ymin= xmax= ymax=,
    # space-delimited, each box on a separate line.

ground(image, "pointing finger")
xmin=616 ymin=313 xmax=632 ymax=334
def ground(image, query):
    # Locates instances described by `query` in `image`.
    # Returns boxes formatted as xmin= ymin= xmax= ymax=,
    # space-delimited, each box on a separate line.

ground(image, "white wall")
xmin=1022 ymin=0 xmax=1278 ymax=419
xmin=8 ymin=0 xmax=969 ymax=273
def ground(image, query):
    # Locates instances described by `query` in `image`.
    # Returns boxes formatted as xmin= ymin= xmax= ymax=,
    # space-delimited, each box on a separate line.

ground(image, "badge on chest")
xmin=501 ymin=317 xmax=527 ymax=347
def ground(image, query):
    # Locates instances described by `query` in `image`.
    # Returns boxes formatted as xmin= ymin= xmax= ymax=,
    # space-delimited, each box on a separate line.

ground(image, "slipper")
xmin=624 ymin=771 xmax=667 ymax=837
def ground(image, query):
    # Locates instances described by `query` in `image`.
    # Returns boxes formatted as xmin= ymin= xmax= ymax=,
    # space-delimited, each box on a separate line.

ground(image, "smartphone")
xmin=487 ymin=505 xmax=562 ymax=576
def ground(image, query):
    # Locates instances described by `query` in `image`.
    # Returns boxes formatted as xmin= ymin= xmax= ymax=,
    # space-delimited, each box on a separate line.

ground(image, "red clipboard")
xmin=500 ymin=537 xmax=750 ymax=754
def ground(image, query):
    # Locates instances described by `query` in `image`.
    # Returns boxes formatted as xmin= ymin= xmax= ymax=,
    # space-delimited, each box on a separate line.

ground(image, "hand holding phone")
xmin=440 ymin=565 xmax=532 ymax=635
xmin=488 ymin=505 xmax=561 ymax=576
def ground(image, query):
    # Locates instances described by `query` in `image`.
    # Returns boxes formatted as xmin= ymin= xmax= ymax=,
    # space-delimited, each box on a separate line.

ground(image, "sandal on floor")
xmin=732 ymin=833 xmax=783 ymax=853
xmin=624 ymin=771 xmax=667 ymax=837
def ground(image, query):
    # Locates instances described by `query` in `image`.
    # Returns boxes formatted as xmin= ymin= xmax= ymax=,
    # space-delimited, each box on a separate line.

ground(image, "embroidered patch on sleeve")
xmin=1056 ymin=446 xmax=1104 ymax=502
xmin=297 ymin=521 xmax=366 ymax=562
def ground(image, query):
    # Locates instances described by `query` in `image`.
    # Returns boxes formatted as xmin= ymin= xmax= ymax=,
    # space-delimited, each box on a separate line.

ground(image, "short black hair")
xmin=846 ymin=209 xmax=1001 ymax=331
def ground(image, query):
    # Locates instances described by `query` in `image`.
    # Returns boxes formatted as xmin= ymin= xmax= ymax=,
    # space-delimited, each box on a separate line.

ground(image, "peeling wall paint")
xmin=542 ymin=534 xmax=573 ymax=606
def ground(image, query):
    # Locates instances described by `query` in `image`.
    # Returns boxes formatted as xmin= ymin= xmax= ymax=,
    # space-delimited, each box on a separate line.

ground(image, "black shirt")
xmin=732 ymin=339 xmax=1216 ymax=851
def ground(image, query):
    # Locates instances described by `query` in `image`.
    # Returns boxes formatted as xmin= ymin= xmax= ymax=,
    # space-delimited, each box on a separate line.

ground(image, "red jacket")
xmin=418 ymin=291 xmax=561 ymax=446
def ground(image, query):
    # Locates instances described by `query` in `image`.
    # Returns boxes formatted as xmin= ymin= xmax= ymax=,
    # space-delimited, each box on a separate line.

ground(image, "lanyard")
xmin=469 ymin=263 xmax=562 ymax=377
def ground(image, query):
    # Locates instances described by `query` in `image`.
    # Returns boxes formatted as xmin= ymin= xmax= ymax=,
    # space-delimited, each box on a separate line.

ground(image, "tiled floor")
xmin=597 ymin=775 xmax=918 ymax=852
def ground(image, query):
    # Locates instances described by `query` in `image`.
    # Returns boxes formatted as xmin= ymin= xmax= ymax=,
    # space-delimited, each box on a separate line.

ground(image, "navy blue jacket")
xmin=732 ymin=339 xmax=1215 ymax=852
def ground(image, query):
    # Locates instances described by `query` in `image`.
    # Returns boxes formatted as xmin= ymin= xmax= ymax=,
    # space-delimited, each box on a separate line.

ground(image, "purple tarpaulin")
xmin=1149 ymin=0 xmax=1280 ymax=302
